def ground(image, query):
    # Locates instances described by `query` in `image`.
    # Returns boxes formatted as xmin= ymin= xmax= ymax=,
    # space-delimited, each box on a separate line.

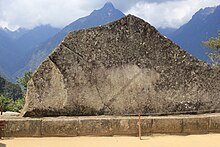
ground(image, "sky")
xmin=0 ymin=0 xmax=219 ymax=31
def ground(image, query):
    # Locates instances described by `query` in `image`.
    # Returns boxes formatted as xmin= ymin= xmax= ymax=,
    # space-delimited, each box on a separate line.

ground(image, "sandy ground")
xmin=1 ymin=134 xmax=220 ymax=147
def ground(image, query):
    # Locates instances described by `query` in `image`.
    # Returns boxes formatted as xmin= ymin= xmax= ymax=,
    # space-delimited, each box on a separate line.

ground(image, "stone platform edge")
xmin=1 ymin=114 xmax=220 ymax=137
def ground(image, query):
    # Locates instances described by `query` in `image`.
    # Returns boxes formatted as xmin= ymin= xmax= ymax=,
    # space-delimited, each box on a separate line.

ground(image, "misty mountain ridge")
xmin=158 ymin=27 xmax=177 ymax=37
xmin=1 ymin=27 xmax=29 ymax=40
xmin=169 ymin=5 xmax=220 ymax=62
xmin=0 ymin=25 xmax=61 ymax=81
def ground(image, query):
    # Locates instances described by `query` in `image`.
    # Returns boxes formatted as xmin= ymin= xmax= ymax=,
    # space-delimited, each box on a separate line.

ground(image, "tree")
xmin=0 ymin=95 xmax=25 ymax=113
xmin=17 ymin=71 xmax=32 ymax=93
xmin=0 ymin=77 xmax=6 ymax=94
xmin=3 ymin=82 xmax=23 ymax=100
xmin=203 ymin=31 xmax=220 ymax=65
xmin=0 ymin=95 xmax=12 ymax=114
xmin=0 ymin=72 xmax=31 ymax=114
xmin=0 ymin=76 xmax=22 ymax=100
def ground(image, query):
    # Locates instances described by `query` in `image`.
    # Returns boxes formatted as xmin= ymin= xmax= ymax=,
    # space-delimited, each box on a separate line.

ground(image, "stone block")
xmin=183 ymin=117 xmax=209 ymax=134
xmin=4 ymin=118 xmax=42 ymax=137
xmin=139 ymin=117 xmax=152 ymax=135
xmin=78 ymin=117 xmax=113 ymax=136
xmin=209 ymin=116 xmax=220 ymax=133
xmin=42 ymin=117 xmax=78 ymax=137
xmin=112 ymin=117 xmax=138 ymax=136
xmin=152 ymin=118 xmax=182 ymax=134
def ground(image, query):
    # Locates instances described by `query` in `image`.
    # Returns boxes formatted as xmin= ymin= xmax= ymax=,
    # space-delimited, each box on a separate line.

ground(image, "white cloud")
xmin=0 ymin=0 xmax=219 ymax=30
xmin=0 ymin=0 xmax=104 ymax=30
xmin=126 ymin=0 xmax=220 ymax=28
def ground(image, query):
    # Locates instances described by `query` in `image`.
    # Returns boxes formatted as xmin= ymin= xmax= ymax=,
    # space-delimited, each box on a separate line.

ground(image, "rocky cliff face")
xmin=21 ymin=15 xmax=220 ymax=117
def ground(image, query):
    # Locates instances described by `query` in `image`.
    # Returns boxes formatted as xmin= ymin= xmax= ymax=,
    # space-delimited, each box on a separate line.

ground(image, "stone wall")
xmin=1 ymin=114 xmax=220 ymax=137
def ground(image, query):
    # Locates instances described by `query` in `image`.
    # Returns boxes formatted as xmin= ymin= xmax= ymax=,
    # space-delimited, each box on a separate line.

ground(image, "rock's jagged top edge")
xmin=64 ymin=14 xmax=155 ymax=37
xmin=55 ymin=14 xmax=206 ymax=66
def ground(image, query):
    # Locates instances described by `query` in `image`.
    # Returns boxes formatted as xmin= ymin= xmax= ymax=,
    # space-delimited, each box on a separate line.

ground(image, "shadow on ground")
xmin=140 ymin=137 xmax=150 ymax=141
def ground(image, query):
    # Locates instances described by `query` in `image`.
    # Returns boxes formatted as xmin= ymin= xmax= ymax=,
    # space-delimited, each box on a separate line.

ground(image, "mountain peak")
xmin=193 ymin=6 xmax=216 ymax=20
xmin=87 ymin=2 xmax=124 ymax=22
xmin=90 ymin=2 xmax=121 ymax=17
xmin=103 ymin=2 xmax=115 ymax=9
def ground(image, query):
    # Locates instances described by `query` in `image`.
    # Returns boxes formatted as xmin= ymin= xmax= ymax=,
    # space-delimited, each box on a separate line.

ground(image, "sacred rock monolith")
xmin=21 ymin=15 xmax=220 ymax=117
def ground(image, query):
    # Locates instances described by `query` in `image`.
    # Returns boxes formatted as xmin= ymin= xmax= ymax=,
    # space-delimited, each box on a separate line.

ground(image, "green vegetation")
xmin=0 ymin=95 xmax=24 ymax=113
xmin=0 ymin=71 xmax=32 ymax=113
xmin=203 ymin=31 xmax=220 ymax=65
xmin=17 ymin=71 xmax=32 ymax=93
xmin=0 ymin=76 xmax=22 ymax=100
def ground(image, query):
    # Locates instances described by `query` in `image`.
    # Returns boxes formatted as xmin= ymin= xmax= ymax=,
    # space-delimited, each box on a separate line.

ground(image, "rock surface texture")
xmin=21 ymin=15 xmax=220 ymax=117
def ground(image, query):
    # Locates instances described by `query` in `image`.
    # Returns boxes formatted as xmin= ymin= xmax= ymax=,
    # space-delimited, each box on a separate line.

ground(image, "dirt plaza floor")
xmin=1 ymin=134 xmax=220 ymax=147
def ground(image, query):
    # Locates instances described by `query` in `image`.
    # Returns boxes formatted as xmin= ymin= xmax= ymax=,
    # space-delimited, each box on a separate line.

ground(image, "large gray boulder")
xmin=21 ymin=15 xmax=220 ymax=117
